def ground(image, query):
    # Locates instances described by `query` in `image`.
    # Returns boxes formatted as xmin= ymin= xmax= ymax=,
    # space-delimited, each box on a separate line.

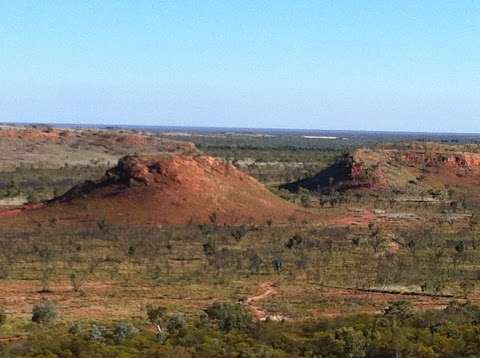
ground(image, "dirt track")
xmin=246 ymin=282 xmax=288 ymax=321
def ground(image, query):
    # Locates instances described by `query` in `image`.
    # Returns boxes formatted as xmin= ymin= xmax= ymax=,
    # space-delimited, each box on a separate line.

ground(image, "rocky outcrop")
xmin=282 ymin=143 xmax=480 ymax=193
xmin=40 ymin=154 xmax=315 ymax=226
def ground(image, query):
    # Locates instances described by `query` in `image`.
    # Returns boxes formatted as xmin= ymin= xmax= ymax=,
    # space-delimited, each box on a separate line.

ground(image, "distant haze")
xmin=1 ymin=1 xmax=479 ymax=133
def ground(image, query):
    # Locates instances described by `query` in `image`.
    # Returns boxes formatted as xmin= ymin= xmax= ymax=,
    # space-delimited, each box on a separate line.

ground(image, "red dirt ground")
xmin=329 ymin=209 xmax=377 ymax=227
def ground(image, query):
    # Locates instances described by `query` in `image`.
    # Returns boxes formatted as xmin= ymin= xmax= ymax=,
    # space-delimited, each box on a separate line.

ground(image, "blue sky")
xmin=1 ymin=1 xmax=479 ymax=132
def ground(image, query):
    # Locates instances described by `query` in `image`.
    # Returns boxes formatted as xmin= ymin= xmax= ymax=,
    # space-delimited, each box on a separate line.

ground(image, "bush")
xmin=88 ymin=325 xmax=104 ymax=341
xmin=112 ymin=323 xmax=138 ymax=343
xmin=167 ymin=313 xmax=186 ymax=333
xmin=69 ymin=272 xmax=85 ymax=292
xmin=31 ymin=302 xmax=58 ymax=325
xmin=146 ymin=305 xmax=167 ymax=326
xmin=68 ymin=322 xmax=81 ymax=335
xmin=198 ymin=312 xmax=209 ymax=327
xmin=285 ymin=233 xmax=304 ymax=250
xmin=272 ymin=258 xmax=284 ymax=273
xmin=383 ymin=300 xmax=412 ymax=321
xmin=156 ymin=331 xmax=169 ymax=344
xmin=205 ymin=302 xmax=252 ymax=332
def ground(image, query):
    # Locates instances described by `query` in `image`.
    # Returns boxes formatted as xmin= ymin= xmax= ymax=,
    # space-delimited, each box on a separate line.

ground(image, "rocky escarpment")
xmin=281 ymin=143 xmax=480 ymax=194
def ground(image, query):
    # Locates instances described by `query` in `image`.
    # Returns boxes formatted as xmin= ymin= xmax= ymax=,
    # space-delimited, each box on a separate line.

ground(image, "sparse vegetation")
xmin=1 ymin=126 xmax=480 ymax=356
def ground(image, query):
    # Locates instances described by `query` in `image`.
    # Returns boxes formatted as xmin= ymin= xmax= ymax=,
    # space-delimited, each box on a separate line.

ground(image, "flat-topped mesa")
xmin=352 ymin=145 xmax=480 ymax=169
xmin=34 ymin=154 xmax=317 ymax=226
xmin=282 ymin=143 xmax=480 ymax=194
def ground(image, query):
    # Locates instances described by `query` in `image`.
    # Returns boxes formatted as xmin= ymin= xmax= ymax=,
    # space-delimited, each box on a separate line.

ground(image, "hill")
xmin=281 ymin=142 xmax=480 ymax=196
xmin=2 ymin=154 xmax=315 ymax=226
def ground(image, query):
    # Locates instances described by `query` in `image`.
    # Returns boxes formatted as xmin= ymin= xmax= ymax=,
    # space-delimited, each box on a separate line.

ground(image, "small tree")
xmin=230 ymin=226 xmax=248 ymax=241
xmin=383 ymin=300 xmax=412 ymax=358
xmin=68 ymin=322 xmax=81 ymax=335
xmin=37 ymin=247 xmax=56 ymax=293
xmin=96 ymin=219 xmax=110 ymax=233
xmin=332 ymin=327 xmax=367 ymax=358
xmin=266 ymin=218 xmax=273 ymax=228
xmin=272 ymin=258 xmax=284 ymax=274
xmin=285 ymin=233 xmax=304 ymax=250
xmin=209 ymin=212 xmax=217 ymax=225
xmin=198 ymin=312 xmax=209 ymax=327
xmin=69 ymin=272 xmax=85 ymax=293
xmin=300 ymin=194 xmax=310 ymax=207
xmin=203 ymin=239 xmax=217 ymax=257
xmin=204 ymin=302 xmax=252 ymax=332
xmin=455 ymin=241 xmax=465 ymax=254
xmin=246 ymin=249 xmax=262 ymax=274
xmin=146 ymin=305 xmax=168 ymax=339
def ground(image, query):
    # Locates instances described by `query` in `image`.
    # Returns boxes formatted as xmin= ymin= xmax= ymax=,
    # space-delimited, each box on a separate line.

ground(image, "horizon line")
xmin=1 ymin=120 xmax=479 ymax=137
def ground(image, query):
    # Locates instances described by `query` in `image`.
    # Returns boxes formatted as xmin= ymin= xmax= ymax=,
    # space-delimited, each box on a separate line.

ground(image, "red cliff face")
xmin=350 ymin=162 xmax=364 ymax=179
xmin=388 ymin=151 xmax=480 ymax=185
xmin=371 ymin=147 xmax=479 ymax=182
xmin=335 ymin=145 xmax=480 ymax=191
xmin=397 ymin=151 xmax=480 ymax=170
xmin=282 ymin=143 xmax=480 ymax=195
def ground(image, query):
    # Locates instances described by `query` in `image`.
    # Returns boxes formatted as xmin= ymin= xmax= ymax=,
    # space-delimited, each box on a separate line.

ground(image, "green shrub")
xmin=205 ymin=302 xmax=252 ymax=332
xmin=198 ymin=312 xmax=209 ymax=327
xmin=112 ymin=322 xmax=138 ymax=343
xmin=167 ymin=313 xmax=186 ymax=333
xmin=383 ymin=300 xmax=413 ymax=321
xmin=88 ymin=324 xmax=104 ymax=341
xmin=156 ymin=331 xmax=169 ymax=344
xmin=68 ymin=322 xmax=81 ymax=335
xmin=31 ymin=301 xmax=58 ymax=325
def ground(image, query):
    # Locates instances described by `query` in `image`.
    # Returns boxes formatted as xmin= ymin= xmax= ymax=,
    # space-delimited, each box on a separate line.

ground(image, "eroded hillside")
xmin=1 ymin=154 xmax=317 ymax=227
xmin=282 ymin=142 xmax=480 ymax=196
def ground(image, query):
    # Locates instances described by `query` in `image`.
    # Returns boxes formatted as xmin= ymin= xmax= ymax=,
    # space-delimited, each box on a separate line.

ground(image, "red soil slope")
xmin=3 ymin=155 xmax=316 ymax=227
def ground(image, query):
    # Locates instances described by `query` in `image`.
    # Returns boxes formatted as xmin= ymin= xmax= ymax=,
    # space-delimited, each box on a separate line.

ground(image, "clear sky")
xmin=1 ymin=1 xmax=479 ymax=132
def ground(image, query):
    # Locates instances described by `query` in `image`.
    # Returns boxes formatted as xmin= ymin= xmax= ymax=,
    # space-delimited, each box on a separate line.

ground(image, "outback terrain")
xmin=2 ymin=125 xmax=480 ymax=356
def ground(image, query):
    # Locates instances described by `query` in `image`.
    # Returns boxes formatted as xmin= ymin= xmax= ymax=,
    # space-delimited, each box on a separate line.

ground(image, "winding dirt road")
xmin=246 ymin=281 xmax=288 ymax=321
